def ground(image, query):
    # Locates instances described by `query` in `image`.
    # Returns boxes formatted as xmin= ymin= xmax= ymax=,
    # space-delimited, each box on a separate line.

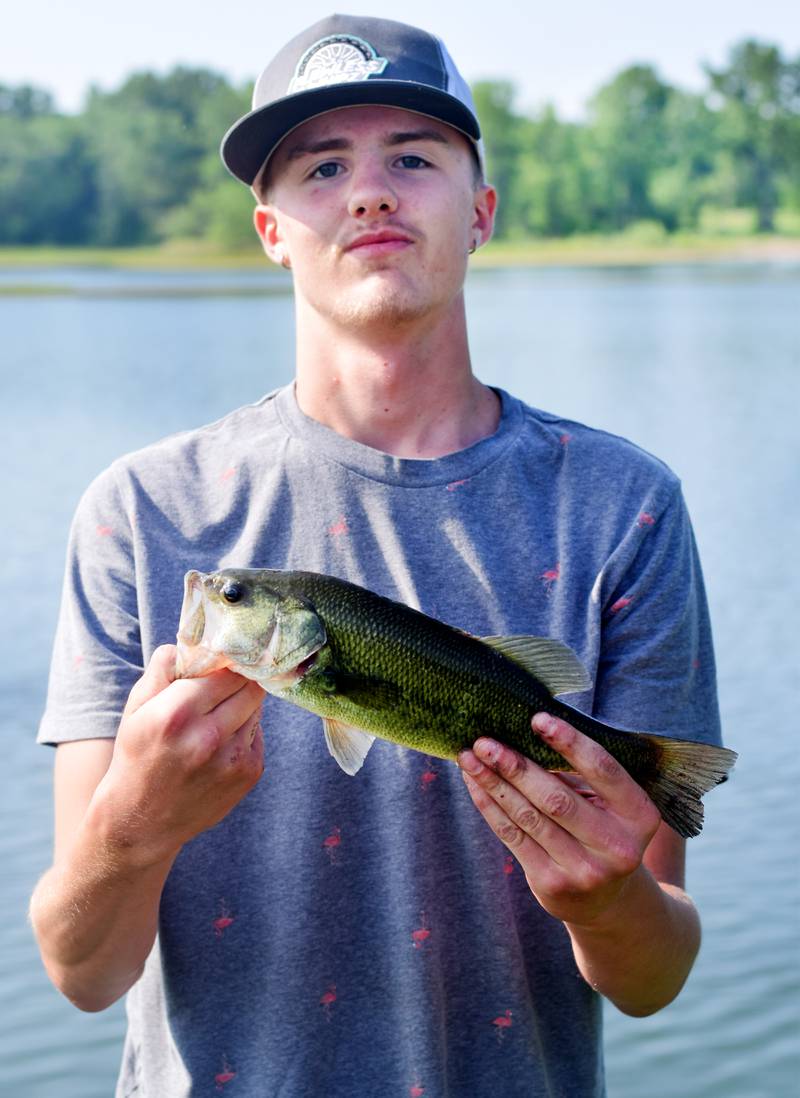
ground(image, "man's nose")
xmin=347 ymin=164 xmax=399 ymax=218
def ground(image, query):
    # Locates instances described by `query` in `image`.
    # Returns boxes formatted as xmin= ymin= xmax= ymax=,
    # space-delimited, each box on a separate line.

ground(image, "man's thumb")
xmin=123 ymin=645 xmax=178 ymax=716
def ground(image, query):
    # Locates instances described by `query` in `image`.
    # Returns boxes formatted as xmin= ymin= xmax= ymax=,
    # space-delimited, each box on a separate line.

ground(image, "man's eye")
xmin=397 ymin=155 xmax=429 ymax=169
xmin=312 ymin=162 xmax=342 ymax=179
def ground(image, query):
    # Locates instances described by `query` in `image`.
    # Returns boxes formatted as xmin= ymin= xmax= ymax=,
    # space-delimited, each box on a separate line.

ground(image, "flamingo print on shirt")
xmin=320 ymin=984 xmax=337 ymax=1021
xmin=541 ymin=562 xmax=560 ymax=594
xmin=328 ymin=515 xmax=349 ymax=538
xmin=323 ymin=826 xmax=342 ymax=866
xmin=214 ymin=1056 xmax=236 ymax=1090
xmin=213 ymin=899 xmax=235 ymax=939
xmin=492 ymin=1009 xmax=513 ymax=1042
xmin=420 ymin=760 xmax=438 ymax=791
xmin=411 ymin=912 xmax=431 ymax=950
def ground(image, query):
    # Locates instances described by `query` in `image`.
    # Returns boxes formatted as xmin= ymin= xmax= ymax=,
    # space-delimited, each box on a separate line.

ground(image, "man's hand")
xmin=458 ymin=712 xmax=661 ymax=925
xmin=458 ymin=713 xmax=700 ymax=1015
xmin=89 ymin=644 xmax=266 ymax=867
xmin=31 ymin=646 xmax=266 ymax=1011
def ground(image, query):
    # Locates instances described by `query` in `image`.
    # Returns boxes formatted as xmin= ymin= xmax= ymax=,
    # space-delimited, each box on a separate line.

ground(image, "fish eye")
xmin=222 ymin=581 xmax=244 ymax=604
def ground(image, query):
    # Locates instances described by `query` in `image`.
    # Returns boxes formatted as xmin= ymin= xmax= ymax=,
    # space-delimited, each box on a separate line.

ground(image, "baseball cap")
xmin=221 ymin=14 xmax=484 ymax=187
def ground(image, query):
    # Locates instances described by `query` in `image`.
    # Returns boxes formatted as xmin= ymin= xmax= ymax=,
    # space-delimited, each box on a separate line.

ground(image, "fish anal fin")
xmin=323 ymin=718 xmax=376 ymax=776
xmin=480 ymin=635 xmax=592 ymax=695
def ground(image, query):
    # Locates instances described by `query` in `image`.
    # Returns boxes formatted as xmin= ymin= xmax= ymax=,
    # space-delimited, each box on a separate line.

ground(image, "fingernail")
xmin=458 ymin=750 xmax=483 ymax=776
xmin=474 ymin=738 xmax=499 ymax=764
xmin=533 ymin=713 xmax=557 ymax=739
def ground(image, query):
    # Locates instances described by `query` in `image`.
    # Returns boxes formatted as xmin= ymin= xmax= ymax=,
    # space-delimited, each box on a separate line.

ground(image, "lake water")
xmin=2 ymin=262 xmax=798 ymax=1097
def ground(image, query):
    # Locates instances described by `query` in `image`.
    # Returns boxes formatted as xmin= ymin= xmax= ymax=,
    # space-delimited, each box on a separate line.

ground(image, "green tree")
xmin=650 ymin=90 xmax=721 ymax=230
xmin=0 ymin=83 xmax=55 ymax=118
xmin=586 ymin=65 xmax=672 ymax=230
xmin=706 ymin=41 xmax=800 ymax=231
xmin=163 ymin=80 xmax=256 ymax=247
xmin=512 ymin=108 xmax=594 ymax=236
xmin=472 ymin=80 xmax=525 ymax=238
xmin=83 ymin=67 xmax=249 ymax=244
xmin=2 ymin=41 xmax=798 ymax=248
xmin=0 ymin=109 xmax=97 ymax=244
xmin=162 ymin=179 xmax=259 ymax=249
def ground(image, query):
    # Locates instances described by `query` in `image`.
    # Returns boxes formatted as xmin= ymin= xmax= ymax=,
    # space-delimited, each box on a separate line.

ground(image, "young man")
xmin=31 ymin=15 xmax=723 ymax=1097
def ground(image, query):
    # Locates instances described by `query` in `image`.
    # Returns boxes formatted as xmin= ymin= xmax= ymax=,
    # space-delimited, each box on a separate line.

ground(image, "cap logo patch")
xmin=288 ymin=35 xmax=389 ymax=93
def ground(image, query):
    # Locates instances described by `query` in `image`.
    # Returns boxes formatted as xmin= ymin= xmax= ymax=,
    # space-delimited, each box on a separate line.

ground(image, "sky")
xmin=3 ymin=0 xmax=797 ymax=120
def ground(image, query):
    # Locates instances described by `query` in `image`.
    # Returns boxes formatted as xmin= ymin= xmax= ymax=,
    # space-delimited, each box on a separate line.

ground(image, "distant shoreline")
xmin=1 ymin=235 xmax=798 ymax=295
xmin=474 ymin=234 xmax=800 ymax=267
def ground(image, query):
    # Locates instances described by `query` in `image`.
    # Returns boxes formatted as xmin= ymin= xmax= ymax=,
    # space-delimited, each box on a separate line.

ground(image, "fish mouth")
xmin=295 ymin=651 xmax=319 ymax=678
xmin=178 ymin=571 xmax=206 ymax=644
xmin=175 ymin=571 xmax=230 ymax=677
xmin=261 ymin=649 xmax=320 ymax=692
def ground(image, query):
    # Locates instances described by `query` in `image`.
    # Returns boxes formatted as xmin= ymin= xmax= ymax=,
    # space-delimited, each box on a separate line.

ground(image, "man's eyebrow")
xmin=285 ymin=138 xmax=353 ymax=161
xmin=385 ymin=129 xmax=450 ymax=147
xmin=284 ymin=129 xmax=451 ymax=161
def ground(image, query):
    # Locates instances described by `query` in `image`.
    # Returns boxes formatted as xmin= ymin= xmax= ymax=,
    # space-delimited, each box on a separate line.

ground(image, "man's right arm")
xmin=29 ymin=645 xmax=265 ymax=1012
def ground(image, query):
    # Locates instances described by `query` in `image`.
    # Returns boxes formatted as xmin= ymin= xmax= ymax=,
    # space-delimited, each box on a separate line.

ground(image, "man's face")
xmin=254 ymin=105 xmax=496 ymax=331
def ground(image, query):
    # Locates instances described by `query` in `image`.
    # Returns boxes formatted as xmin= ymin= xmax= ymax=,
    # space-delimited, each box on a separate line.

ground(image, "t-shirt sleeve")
xmin=38 ymin=464 xmax=143 ymax=745
xmin=590 ymin=482 xmax=722 ymax=747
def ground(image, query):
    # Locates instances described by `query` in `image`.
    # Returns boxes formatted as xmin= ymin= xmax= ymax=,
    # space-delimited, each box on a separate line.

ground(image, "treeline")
xmin=1 ymin=39 xmax=798 ymax=247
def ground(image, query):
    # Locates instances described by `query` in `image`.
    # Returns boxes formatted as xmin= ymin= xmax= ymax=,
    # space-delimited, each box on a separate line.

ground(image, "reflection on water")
xmin=2 ymin=263 xmax=798 ymax=1097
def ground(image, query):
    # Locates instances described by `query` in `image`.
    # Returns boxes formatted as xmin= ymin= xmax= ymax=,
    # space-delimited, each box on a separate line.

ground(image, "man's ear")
xmin=471 ymin=184 xmax=498 ymax=251
xmin=254 ymin=204 xmax=290 ymax=268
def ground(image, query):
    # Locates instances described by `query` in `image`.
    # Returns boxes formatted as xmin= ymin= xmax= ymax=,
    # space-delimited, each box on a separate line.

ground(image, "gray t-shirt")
xmin=40 ymin=385 xmax=721 ymax=1098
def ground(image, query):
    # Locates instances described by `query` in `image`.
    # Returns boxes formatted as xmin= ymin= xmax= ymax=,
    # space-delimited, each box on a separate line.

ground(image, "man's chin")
xmin=329 ymin=285 xmax=430 ymax=329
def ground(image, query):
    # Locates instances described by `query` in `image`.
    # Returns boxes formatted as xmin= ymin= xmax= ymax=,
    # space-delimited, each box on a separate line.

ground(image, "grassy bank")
xmin=0 ymin=240 xmax=267 ymax=270
xmin=474 ymin=232 xmax=800 ymax=267
xmin=1 ymin=233 xmax=798 ymax=287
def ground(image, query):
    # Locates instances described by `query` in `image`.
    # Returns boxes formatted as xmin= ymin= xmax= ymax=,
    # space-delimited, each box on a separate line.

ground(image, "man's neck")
xmin=293 ymin=299 xmax=501 ymax=459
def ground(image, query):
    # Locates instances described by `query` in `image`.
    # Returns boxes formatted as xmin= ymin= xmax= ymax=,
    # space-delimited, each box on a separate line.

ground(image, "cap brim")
xmin=220 ymin=82 xmax=482 ymax=186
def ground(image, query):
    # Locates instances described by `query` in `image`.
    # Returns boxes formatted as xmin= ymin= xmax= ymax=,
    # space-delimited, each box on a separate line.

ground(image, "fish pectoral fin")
xmin=323 ymin=718 xmax=376 ymax=776
xmin=480 ymin=635 xmax=593 ymax=695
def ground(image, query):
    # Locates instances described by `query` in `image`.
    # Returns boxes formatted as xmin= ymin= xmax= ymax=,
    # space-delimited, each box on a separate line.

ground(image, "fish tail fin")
xmin=638 ymin=736 xmax=737 ymax=839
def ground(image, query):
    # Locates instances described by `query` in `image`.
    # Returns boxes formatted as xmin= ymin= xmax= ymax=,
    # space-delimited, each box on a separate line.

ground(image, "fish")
xmin=175 ymin=568 xmax=737 ymax=838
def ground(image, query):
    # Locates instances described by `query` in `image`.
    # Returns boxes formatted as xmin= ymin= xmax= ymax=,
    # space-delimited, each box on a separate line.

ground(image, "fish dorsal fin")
xmin=480 ymin=635 xmax=592 ymax=696
xmin=323 ymin=718 xmax=376 ymax=776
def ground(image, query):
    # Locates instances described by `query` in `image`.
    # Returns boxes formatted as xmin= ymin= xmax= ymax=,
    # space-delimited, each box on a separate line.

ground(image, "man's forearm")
xmin=565 ymin=865 xmax=701 ymax=1017
xmin=30 ymin=813 xmax=176 ymax=1012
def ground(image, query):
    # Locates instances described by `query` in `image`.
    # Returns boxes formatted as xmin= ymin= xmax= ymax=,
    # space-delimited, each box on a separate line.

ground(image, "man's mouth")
xmin=345 ymin=230 xmax=414 ymax=255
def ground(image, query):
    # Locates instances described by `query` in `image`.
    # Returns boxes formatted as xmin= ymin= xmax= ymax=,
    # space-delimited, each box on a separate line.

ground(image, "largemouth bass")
xmin=175 ymin=568 xmax=736 ymax=838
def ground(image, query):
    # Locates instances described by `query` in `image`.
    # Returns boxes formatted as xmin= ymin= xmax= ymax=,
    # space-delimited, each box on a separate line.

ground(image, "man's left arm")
xmin=458 ymin=712 xmax=701 ymax=1018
